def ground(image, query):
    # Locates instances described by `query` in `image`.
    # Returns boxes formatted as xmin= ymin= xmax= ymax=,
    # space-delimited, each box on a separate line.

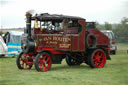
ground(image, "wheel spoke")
xmin=93 ymin=58 xmax=96 ymax=62
xmin=43 ymin=55 xmax=47 ymax=61
xmin=98 ymin=56 xmax=102 ymax=59
xmin=25 ymin=64 xmax=28 ymax=69
xmin=94 ymin=60 xmax=98 ymax=66
xmin=93 ymin=57 xmax=98 ymax=65
xmin=21 ymin=62 xmax=24 ymax=68
xmin=96 ymin=52 xmax=100 ymax=56
xmin=43 ymin=63 xmax=46 ymax=68
xmin=38 ymin=57 xmax=43 ymax=64
xmin=46 ymin=57 xmax=50 ymax=63
xmin=39 ymin=64 xmax=43 ymax=70
xmin=20 ymin=57 xmax=24 ymax=61
xmin=43 ymin=68 xmax=46 ymax=71
xmin=39 ymin=56 xmax=43 ymax=61
xmin=99 ymin=60 xmax=103 ymax=64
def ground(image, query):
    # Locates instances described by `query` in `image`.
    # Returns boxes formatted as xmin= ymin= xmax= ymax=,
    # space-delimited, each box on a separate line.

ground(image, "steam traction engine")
xmin=16 ymin=12 xmax=111 ymax=72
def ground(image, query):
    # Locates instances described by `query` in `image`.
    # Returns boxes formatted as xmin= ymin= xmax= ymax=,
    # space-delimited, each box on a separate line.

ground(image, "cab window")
xmin=64 ymin=20 xmax=82 ymax=34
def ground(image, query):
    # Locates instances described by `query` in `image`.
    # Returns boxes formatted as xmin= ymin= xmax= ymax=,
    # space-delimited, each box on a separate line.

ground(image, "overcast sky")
xmin=0 ymin=0 xmax=128 ymax=28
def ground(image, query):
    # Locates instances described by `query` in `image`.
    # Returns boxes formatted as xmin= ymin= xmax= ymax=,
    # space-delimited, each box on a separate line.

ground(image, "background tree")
xmin=0 ymin=31 xmax=3 ymax=36
xmin=104 ymin=22 xmax=112 ymax=30
xmin=113 ymin=17 xmax=128 ymax=43
xmin=96 ymin=17 xmax=128 ymax=43
xmin=95 ymin=22 xmax=105 ymax=30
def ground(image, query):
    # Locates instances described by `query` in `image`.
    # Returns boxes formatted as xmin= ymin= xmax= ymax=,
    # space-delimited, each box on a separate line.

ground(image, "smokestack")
xmin=25 ymin=12 xmax=32 ymax=38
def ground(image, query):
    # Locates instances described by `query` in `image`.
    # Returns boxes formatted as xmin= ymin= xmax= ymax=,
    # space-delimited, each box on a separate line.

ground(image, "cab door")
xmin=72 ymin=20 xmax=85 ymax=52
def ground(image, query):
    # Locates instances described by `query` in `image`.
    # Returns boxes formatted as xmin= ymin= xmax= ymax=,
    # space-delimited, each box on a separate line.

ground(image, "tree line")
xmin=96 ymin=17 xmax=128 ymax=43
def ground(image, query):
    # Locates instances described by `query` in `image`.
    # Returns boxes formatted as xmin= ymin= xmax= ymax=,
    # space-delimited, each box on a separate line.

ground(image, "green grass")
xmin=0 ymin=44 xmax=128 ymax=85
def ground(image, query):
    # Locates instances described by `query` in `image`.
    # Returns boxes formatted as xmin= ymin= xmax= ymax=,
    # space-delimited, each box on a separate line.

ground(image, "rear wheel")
xmin=88 ymin=49 xmax=106 ymax=68
xmin=66 ymin=56 xmax=83 ymax=66
xmin=16 ymin=52 xmax=33 ymax=69
xmin=112 ymin=50 xmax=116 ymax=55
xmin=34 ymin=52 xmax=52 ymax=72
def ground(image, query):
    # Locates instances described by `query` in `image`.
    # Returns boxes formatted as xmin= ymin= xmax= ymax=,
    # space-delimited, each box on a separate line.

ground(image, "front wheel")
xmin=88 ymin=49 xmax=106 ymax=68
xmin=34 ymin=52 xmax=52 ymax=72
xmin=16 ymin=52 xmax=33 ymax=69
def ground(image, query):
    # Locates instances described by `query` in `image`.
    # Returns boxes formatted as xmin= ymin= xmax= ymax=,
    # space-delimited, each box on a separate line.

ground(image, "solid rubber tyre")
xmin=65 ymin=56 xmax=82 ymax=66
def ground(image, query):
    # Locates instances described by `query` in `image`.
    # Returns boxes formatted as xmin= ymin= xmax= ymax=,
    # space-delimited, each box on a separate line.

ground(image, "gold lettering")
xmin=48 ymin=37 xmax=52 ymax=40
xmin=43 ymin=36 xmax=71 ymax=42
xmin=39 ymin=39 xmax=42 ymax=41
xmin=43 ymin=37 xmax=52 ymax=41
xmin=53 ymin=37 xmax=57 ymax=41
xmin=49 ymin=41 xmax=57 ymax=44
xmin=59 ymin=44 xmax=71 ymax=48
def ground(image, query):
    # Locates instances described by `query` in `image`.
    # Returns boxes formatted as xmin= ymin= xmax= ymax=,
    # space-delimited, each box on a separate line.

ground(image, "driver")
xmin=47 ymin=21 xmax=55 ymax=30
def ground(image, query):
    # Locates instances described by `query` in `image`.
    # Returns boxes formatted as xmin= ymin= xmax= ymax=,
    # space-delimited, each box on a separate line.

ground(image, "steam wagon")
xmin=16 ymin=12 xmax=111 ymax=72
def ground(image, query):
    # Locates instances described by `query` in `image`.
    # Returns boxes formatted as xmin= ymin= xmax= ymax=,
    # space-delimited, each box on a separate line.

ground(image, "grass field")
xmin=0 ymin=43 xmax=128 ymax=85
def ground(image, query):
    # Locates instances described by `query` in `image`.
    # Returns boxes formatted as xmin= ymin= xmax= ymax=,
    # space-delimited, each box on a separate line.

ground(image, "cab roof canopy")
xmin=31 ymin=13 xmax=85 ymax=21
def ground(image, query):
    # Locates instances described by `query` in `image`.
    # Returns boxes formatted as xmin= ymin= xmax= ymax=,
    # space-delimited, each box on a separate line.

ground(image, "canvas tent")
xmin=3 ymin=31 xmax=23 ymax=57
